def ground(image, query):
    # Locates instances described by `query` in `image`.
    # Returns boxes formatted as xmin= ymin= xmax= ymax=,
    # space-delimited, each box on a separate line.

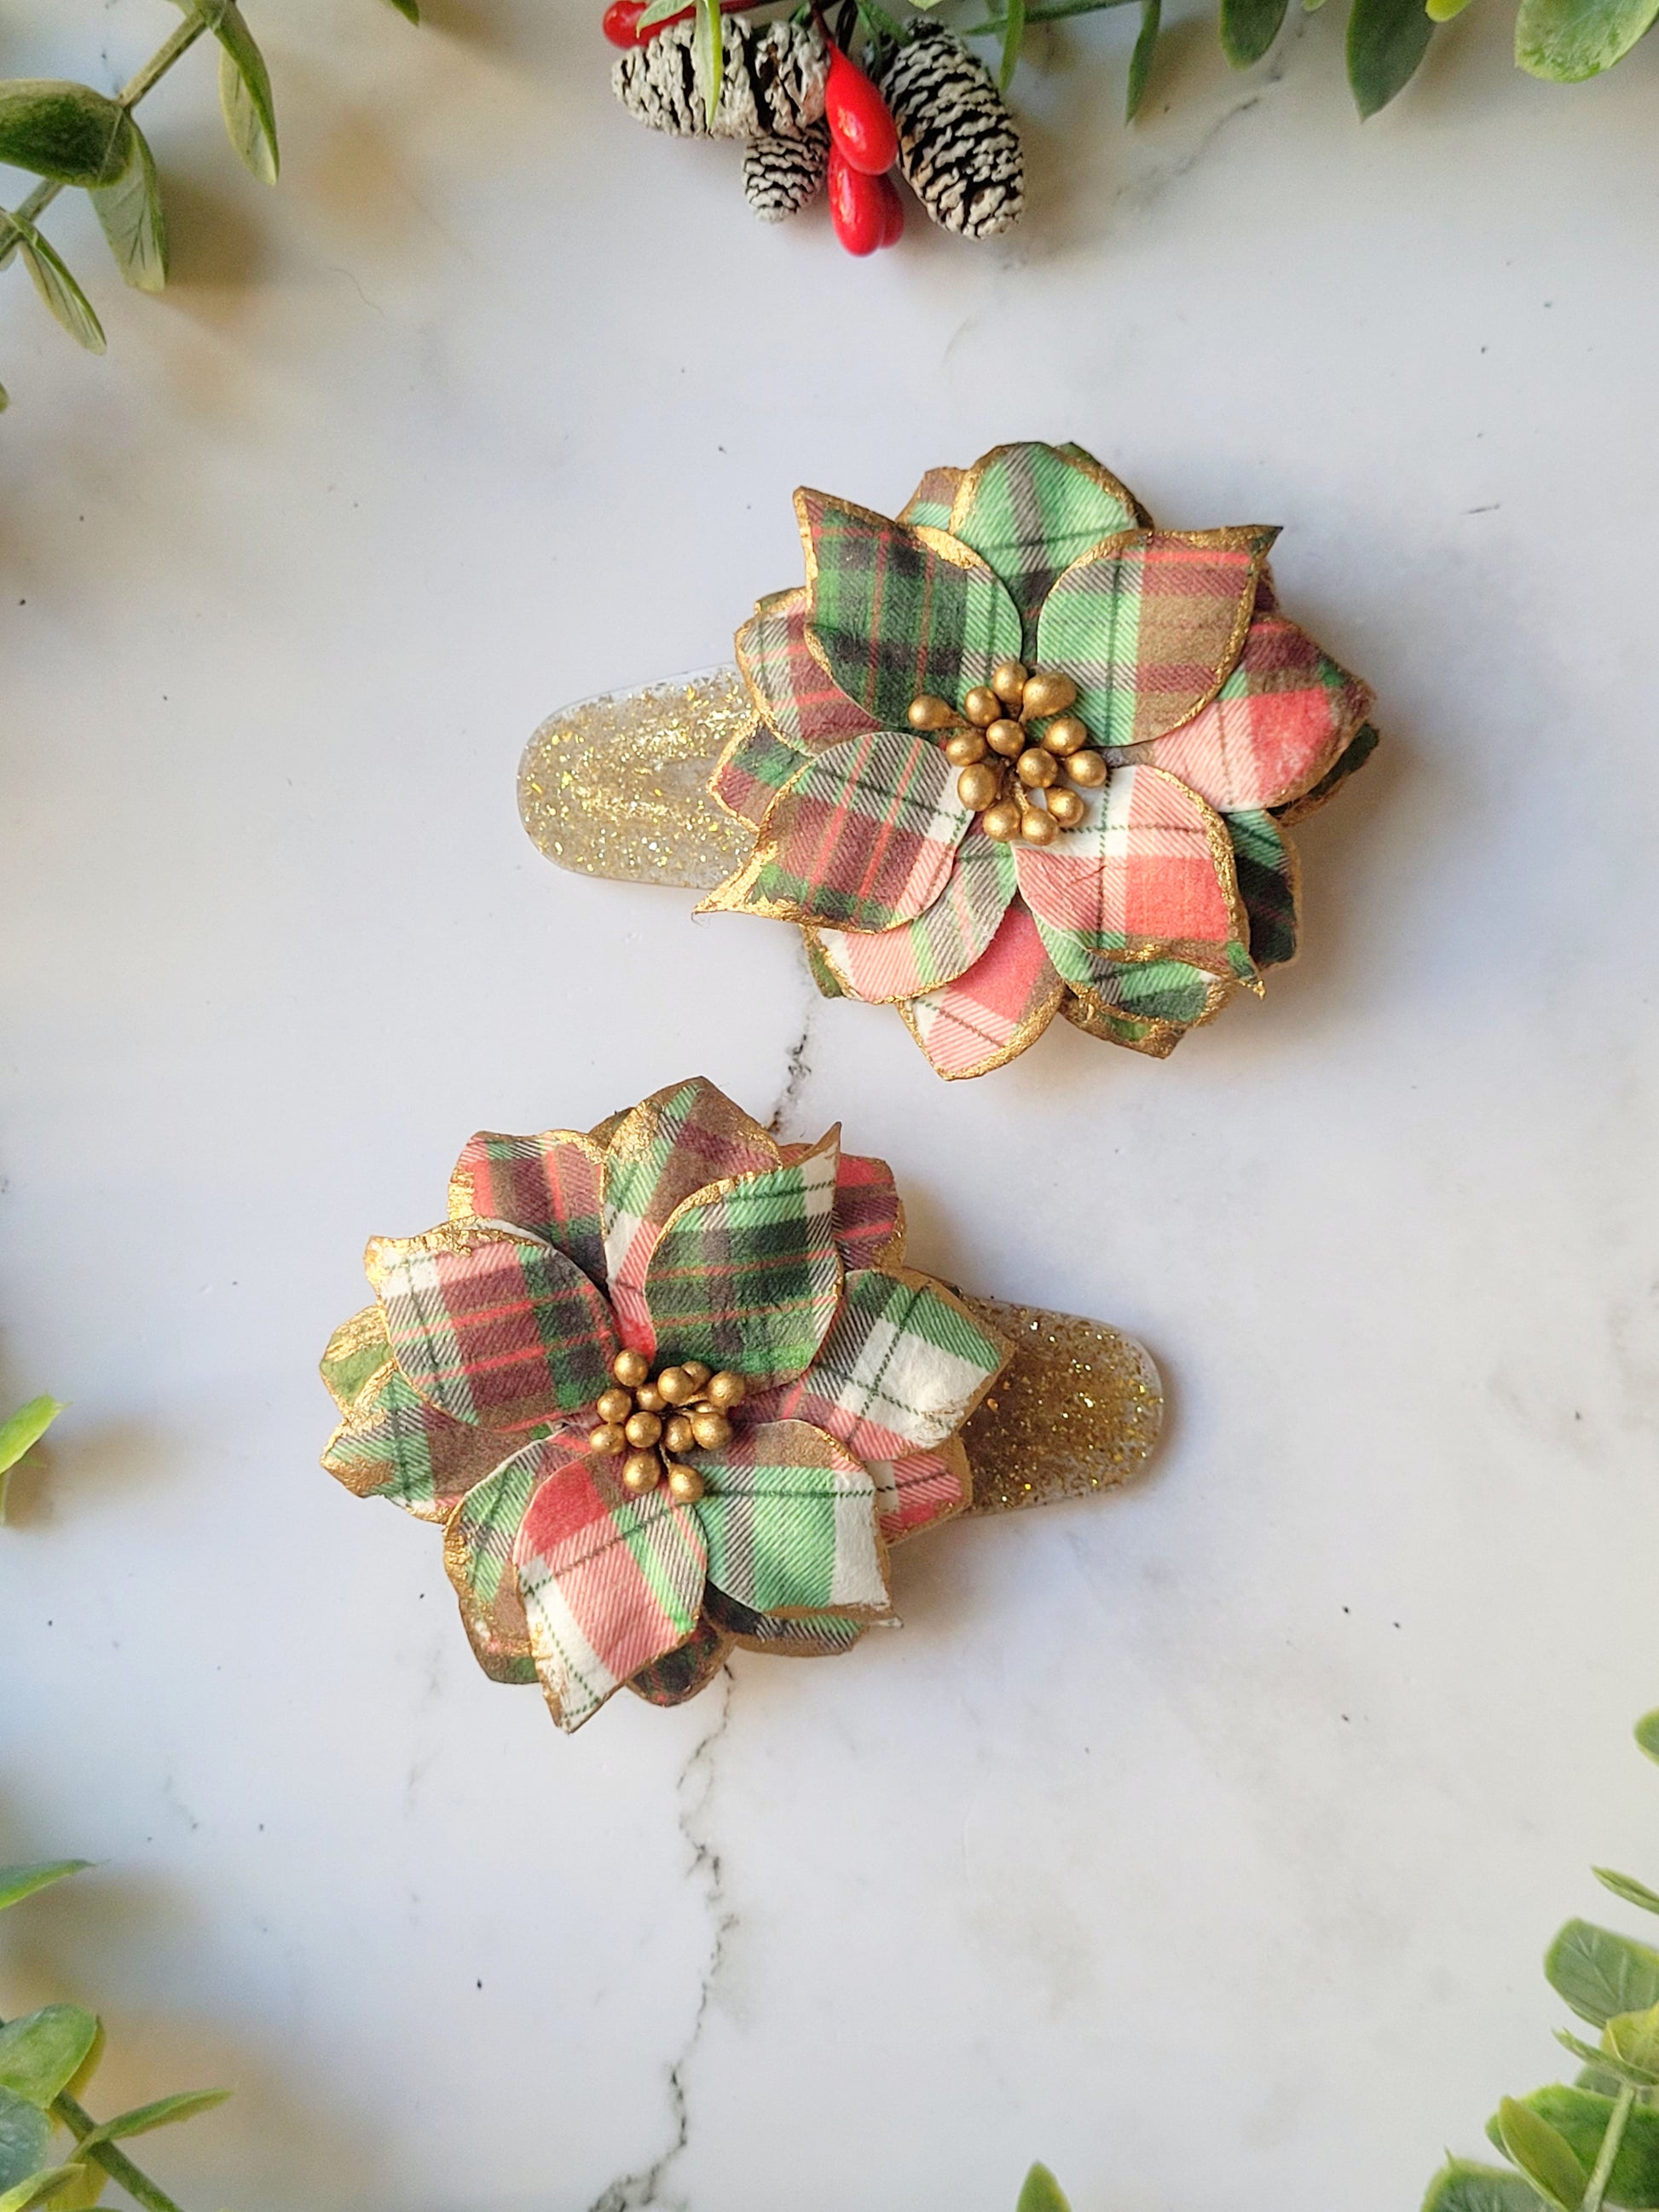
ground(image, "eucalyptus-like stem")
xmin=1581 ymin=2082 xmax=1637 ymax=2212
xmin=0 ymin=2014 xmax=191 ymax=2212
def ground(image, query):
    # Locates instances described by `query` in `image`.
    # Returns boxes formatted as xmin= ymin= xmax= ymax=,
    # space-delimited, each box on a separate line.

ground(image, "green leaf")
xmin=0 ymin=2011 xmax=100 ymax=2111
xmin=1515 ymin=0 xmax=1659 ymax=75
xmin=1422 ymin=2158 xmax=1556 ymax=2212
xmin=1496 ymin=2097 xmax=1588 ymax=2212
xmin=73 ymin=2088 xmax=229 ymax=2154
xmin=380 ymin=0 xmax=420 ymax=15
xmin=1016 ymin=2167 xmax=1072 ymax=2212
xmin=90 ymin=120 xmax=166 ymax=292
xmin=1000 ymin=0 xmax=1028 ymax=87
xmin=39 ymin=2161 xmax=104 ymax=2209
xmin=0 ymin=2169 xmax=90 ymax=2212
xmin=1606 ymin=2004 xmax=1659 ymax=2078
xmin=0 ymin=84 xmax=131 ymax=188
xmin=1557 ymin=2026 xmax=1659 ymax=2090
xmin=1593 ymin=1868 xmax=1659 ymax=1917
xmin=1345 ymin=0 xmax=1434 ymax=113
xmin=1491 ymin=2088 xmax=1659 ymax=2207
xmin=0 ymin=1398 xmax=66 ymax=1483
xmin=0 ymin=1864 xmax=90 ymax=1915
xmin=1424 ymin=0 xmax=1474 ymax=23
xmin=1221 ymin=0 xmax=1289 ymax=63
xmin=3 ymin=217 xmax=106 ymax=353
xmin=1125 ymin=0 xmax=1160 ymax=111
xmin=1548 ymin=1921 xmax=1659 ymax=2028
xmin=175 ymin=3 xmax=279 ymax=180
xmin=0 ymin=2094 xmax=50 ymax=2194
xmin=694 ymin=0 xmax=724 ymax=128
xmin=1635 ymin=1710 xmax=1659 ymax=1766
xmin=635 ymin=0 xmax=688 ymax=26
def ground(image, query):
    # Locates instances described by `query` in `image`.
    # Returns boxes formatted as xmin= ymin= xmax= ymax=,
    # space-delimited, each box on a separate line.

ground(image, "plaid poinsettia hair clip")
xmin=523 ymin=440 xmax=1379 ymax=1079
xmin=321 ymin=1078 xmax=1161 ymax=1732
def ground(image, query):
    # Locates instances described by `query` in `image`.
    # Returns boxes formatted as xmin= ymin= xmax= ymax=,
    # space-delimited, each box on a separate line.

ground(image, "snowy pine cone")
xmin=743 ymin=123 xmax=831 ymax=221
xmin=878 ymin=23 xmax=1025 ymax=240
xmin=613 ymin=17 xmax=830 ymax=141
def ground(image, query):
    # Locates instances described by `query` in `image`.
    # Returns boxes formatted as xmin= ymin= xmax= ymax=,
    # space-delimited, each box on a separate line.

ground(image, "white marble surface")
xmin=3 ymin=2 xmax=1659 ymax=2207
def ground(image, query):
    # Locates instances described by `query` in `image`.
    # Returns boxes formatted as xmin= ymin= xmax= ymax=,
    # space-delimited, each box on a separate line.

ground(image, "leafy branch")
xmin=0 ymin=0 xmax=419 ymax=407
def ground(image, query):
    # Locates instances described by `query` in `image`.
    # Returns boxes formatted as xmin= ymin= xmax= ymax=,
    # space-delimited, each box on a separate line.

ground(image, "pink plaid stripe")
xmin=815 ymin=828 xmax=1017 ymax=1003
xmin=777 ymin=1146 xmax=905 ymax=1273
xmin=870 ymin=1441 xmax=971 ymax=1545
xmin=1014 ymin=765 xmax=1241 ymax=965
xmin=737 ymin=587 xmax=879 ymax=750
xmin=903 ymin=902 xmax=1064 ymax=1080
xmin=447 ymin=1129 xmax=604 ymax=1284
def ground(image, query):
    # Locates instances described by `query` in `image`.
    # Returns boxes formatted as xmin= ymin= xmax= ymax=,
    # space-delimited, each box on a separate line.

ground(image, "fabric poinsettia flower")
xmin=702 ymin=441 xmax=1378 ymax=1079
xmin=320 ymin=1078 xmax=1009 ymax=1732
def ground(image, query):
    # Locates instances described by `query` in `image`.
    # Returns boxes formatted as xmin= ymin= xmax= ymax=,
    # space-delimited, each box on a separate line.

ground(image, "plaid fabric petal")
xmin=692 ymin=1419 xmax=888 ymax=1617
xmin=368 ymin=1222 xmax=620 ymax=1429
xmin=627 ymin=1616 xmax=734 ymax=1706
xmin=1063 ymin=984 xmax=1200 ymax=1060
xmin=703 ymin=1583 xmax=867 ymax=1656
xmin=708 ymin=718 xmax=811 ymax=831
xmin=797 ymin=488 xmax=1024 ymax=731
xmin=1035 ymin=528 xmax=1277 ymax=749
xmin=948 ymin=442 xmax=1144 ymax=639
xmin=899 ymin=898 xmax=1066 ymax=1080
xmin=512 ymin=1452 xmax=708 ymax=1732
xmin=815 ymin=828 xmax=1017 ymax=1002
xmin=700 ymin=729 xmax=974 ymax=933
xmin=1114 ymin=615 xmax=1373 ymax=813
xmin=780 ymin=1268 xmax=1009 ymax=1463
xmin=899 ymin=464 xmax=967 ymax=531
xmin=869 ymin=1435 xmax=972 ymax=1546
xmin=442 ymin=1439 xmax=562 ymax=1684
xmin=1272 ymin=720 xmax=1379 ymax=825
xmin=802 ymin=928 xmax=847 ymax=1001
xmin=643 ymin=1135 xmax=844 ymax=1388
xmin=447 ymin=1129 xmax=605 ymax=1285
xmin=601 ymin=1078 xmax=780 ymax=1354
xmin=321 ymin=1314 xmax=520 ymax=1524
xmin=736 ymin=588 xmax=881 ymax=751
xmin=1014 ymin=764 xmax=1250 ymax=979
xmin=777 ymin=1144 xmax=905 ymax=1272
xmin=1228 ymin=806 xmax=1301 ymax=970
xmin=321 ymin=1303 xmax=399 ymax=1413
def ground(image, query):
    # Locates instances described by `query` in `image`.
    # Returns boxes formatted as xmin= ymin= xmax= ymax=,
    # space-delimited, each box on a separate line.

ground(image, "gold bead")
xmin=667 ymin=1464 xmax=707 ymax=1505
xmin=1020 ymin=806 xmax=1059 ymax=846
xmin=633 ymin=1383 xmax=664 ymax=1413
xmin=624 ymin=1409 xmax=663 ymax=1448
xmin=622 ymin=1449 xmax=662 ymax=1493
xmin=986 ymin=719 xmax=1026 ymax=759
xmin=944 ymin=729 xmax=987 ymax=766
xmin=991 ymin=659 xmax=1029 ymax=706
xmin=1021 ymin=670 xmax=1077 ymax=719
xmin=691 ymin=1410 xmax=734 ymax=1451
xmin=681 ymin=1360 xmax=711 ymax=1389
xmin=705 ymin=1370 xmax=747 ymax=1408
xmin=1016 ymin=747 xmax=1058 ymax=789
xmin=962 ymin=687 xmax=1001 ymax=728
xmin=981 ymin=800 xmax=1022 ymax=842
xmin=612 ymin=1348 xmax=650 ymax=1389
xmin=596 ymin=1386 xmax=633 ymax=1426
xmin=1041 ymin=714 xmax=1090 ymax=756
xmin=589 ymin=1423 xmax=627 ymax=1456
xmin=908 ymin=693 xmax=956 ymax=731
xmin=662 ymin=1412 xmax=697 ymax=1456
xmin=1066 ymin=748 xmax=1108 ymax=789
xmin=957 ymin=762 xmax=999 ymax=811
xmin=1047 ymin=787 xmax=1087 ymax=829
xmin=656 ymin=1366 xmax=696 ymax=1405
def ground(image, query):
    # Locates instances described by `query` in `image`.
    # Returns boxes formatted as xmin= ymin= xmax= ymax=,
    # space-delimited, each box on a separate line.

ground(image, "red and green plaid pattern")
xmin=900 ymin=899 xmax=1065 ymax=1081
xmin=442 ymin=1437 xmax=558 ymax=1684
xmin=627 ymin=1616 xmax=734 ymax=1706
xmin=948 ymin=442 xmax=1142 ymax=639
xmin=783 ymin=1268 xmax=1008 ymax=1463
xmin=1035 ymin=528 xmax=1275 ymax=749
xmin=797 ymin=488 xmax=1023 ymax=731
xmin=642 ymin=1140 xmax=843 ymax=1389
xmin=704 ymin=730 xmax=973 ymax=933
xmin=513 ymin=1456 xmax=708 ymax=1731
xmin=703 ymin=1584 xmax=867 ymax=1656
xmin=1120 ymin=614 xmax=1373 ymax=813
xmin=372 ymin=1228 xmax=619 ymax=1429
xmin=777 ymin=1143 xmax=905 ymax=1272
xmin=870 ymin=1440 xmax=972 ymax=1545
xmin=1273 ymin=720 xmax=1379 ymax=825
xmin=816 ymin=829 xmax=1017 ymax=1004
xmin=1014 ymin=763 xmax=1248 ymax=978
xmin=692 ymin=1419 xmax=887 ymax=1615
xmin=321 ymin=1352 xmax=518 ymax=1522
xmin=1227 ymin=806 xmax=1300 ymax=970
xmin=898 ymin=464 xmax=968 ymax=532
xmin=709 ymin=719 xmax=810 ymax=831
xmin=736 ymin=586 xmax=878 ymax=752
xmin=447 ymin=1129 xmax=604 ymax=1285
xmin=601 ymin=1077 xmax=780 ymax=1351
xmin=1086 ymin=956 xmax=1233 ymax=1025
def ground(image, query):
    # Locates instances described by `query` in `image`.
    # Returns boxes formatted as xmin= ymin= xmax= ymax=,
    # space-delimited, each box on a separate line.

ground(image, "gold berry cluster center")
xmin=588 ymin=1347 xmax=747 ymax=1505
xmin=907 ymin=661 xmax=1108 ymax=846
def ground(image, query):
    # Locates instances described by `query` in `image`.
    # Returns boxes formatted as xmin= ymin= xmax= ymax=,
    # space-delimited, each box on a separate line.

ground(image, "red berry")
xmin=604 ymin=0 xmax=742 ymax=45
xmin=876 ymin=171 xmax=905 ymax=246
xmin=828 ymin=147 xmax=889 ymax=255
xmin=824 ymin=46 xmax=899 ymax=176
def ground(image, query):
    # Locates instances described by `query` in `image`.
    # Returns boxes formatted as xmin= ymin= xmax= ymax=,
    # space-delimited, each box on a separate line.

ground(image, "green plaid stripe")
xmin=816 ymin=828 xmax=1016 ymax=1002
xmin=321 ymin=1357 xmax=518 ymax=1523
xmin=1035 ymin=528 xmax=1271 ymax=749
xmin=643 ymin=1141 xmax=843 ymax=1388
xmin=1228 ymin=806 xmax=1300 ymax=969
xmin=709 ymin=719 xmax=808 ymax=830
xmin=898 ymin=464 xmax=967 ymax=532
xmin=443 ymin=1436 xmax=555 ymax=1682
xmin=800 ymin=489 xmax=1023 ymax=731
xmin=1086 ymin=956 xmax=1228 ymax=1024
xmin=789 ymin=1268 xmax=1007 ymax=1460
xmin=693 ymin=1419 xmax=886 ymax=1615
xmin=949 ymin=442 xmax=1142 ymax=641
xmin=703 ymin=1584 xmax=866 ymax=1655
xmin=736 ymin=589 xmax=877 ymax=751
xmin=447 ymin=1130 xmax=604 ymax=1285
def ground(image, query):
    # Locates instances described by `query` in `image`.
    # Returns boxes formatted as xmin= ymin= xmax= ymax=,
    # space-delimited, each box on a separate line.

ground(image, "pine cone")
xmin=613 ymin=17 xmax=830 ymax=141
xmin=742 ymin=122 xmax=830 ymax=221
xmin=878 ymin=23 xmax=1025 ymax=240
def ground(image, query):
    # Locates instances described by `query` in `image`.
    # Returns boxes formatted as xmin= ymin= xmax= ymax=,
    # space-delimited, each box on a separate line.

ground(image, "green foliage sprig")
xmin=0 ymin=1401 xmax=61 ymax=1523
xmin=0 ymin=1860 xmax=227 ymax=2212
xmin=1425 ymin=1710 xmax=1659 ymax=2212
xmin=0 ymin=0 xmax=419 ymax=408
